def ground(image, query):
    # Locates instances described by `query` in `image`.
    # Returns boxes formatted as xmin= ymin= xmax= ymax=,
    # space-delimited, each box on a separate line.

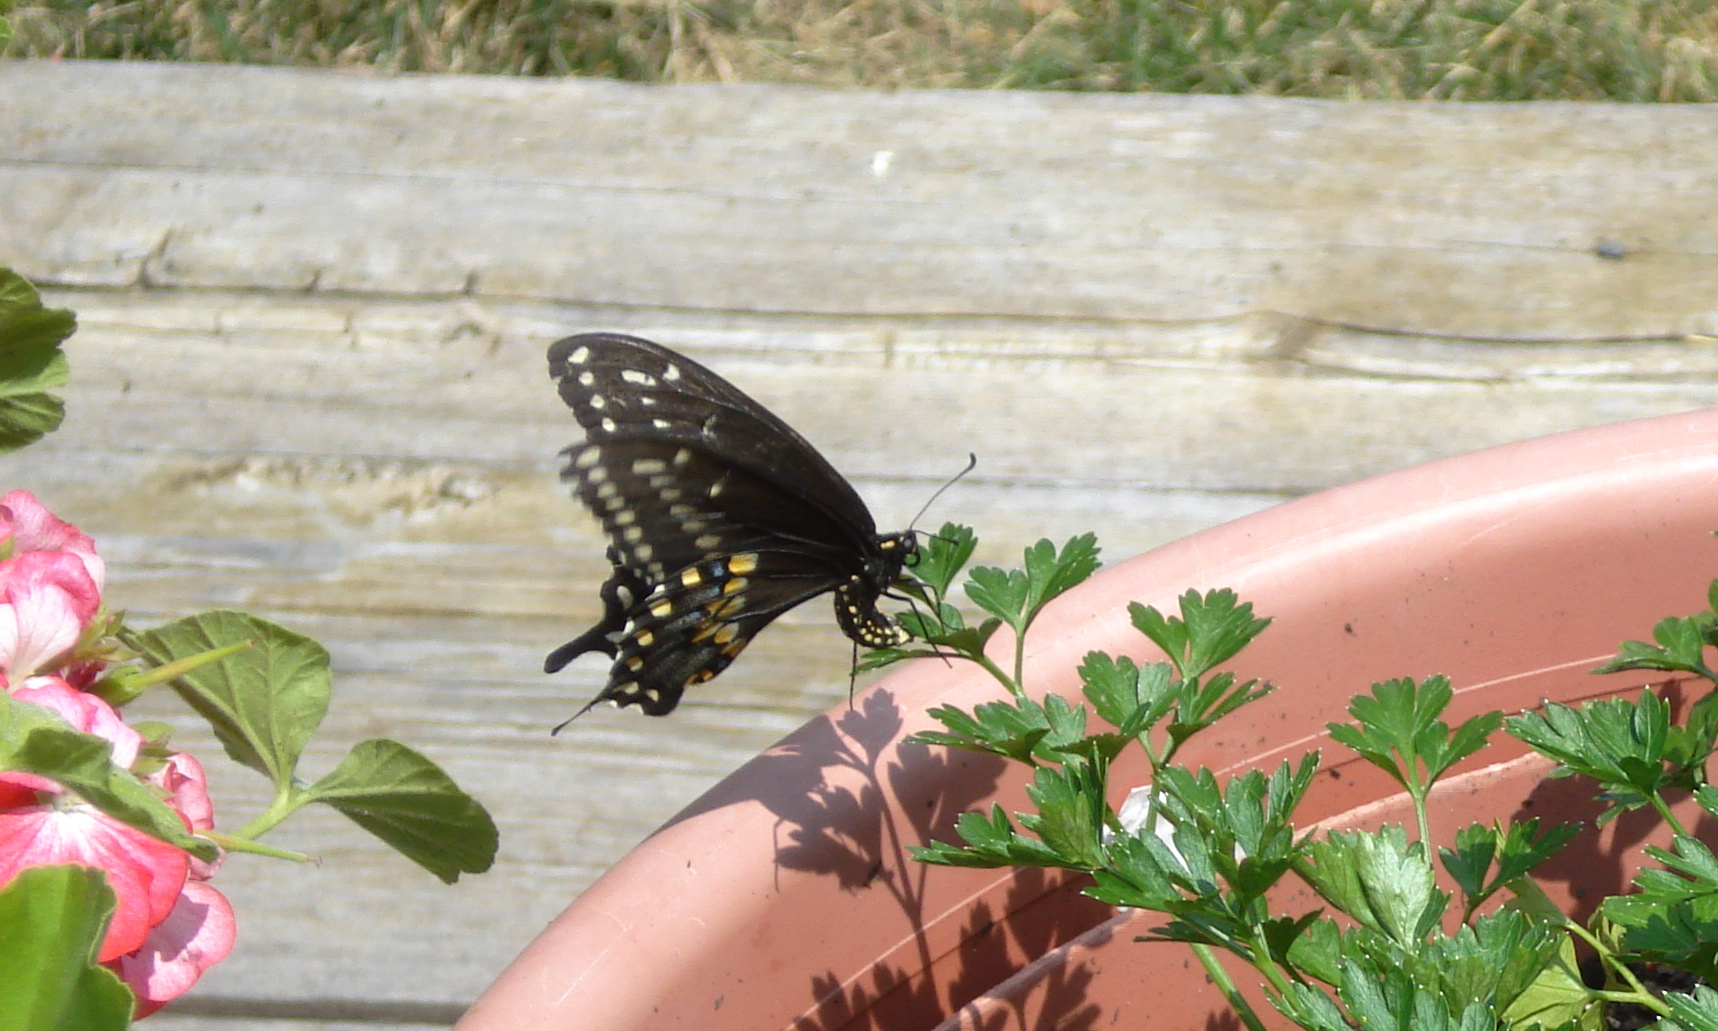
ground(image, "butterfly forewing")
xmin=547 ymin=333 xmax=915 ymax=719
xmin=549 ymin=334 xmax=879 ymax=542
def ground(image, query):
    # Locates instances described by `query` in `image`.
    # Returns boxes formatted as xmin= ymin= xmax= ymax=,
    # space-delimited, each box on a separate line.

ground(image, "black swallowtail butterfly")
xmin=545 ymin=333 xmax=915 ymax=718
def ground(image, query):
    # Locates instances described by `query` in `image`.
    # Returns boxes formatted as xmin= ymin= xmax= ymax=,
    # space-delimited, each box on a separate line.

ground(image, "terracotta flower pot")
xmin=457 ymin=408 xmax=1718 ymax=1031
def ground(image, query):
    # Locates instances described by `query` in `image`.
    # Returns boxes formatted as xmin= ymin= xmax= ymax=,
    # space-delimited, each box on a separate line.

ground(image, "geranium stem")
xmin=231 ymin=786 xmax=304 ymax=842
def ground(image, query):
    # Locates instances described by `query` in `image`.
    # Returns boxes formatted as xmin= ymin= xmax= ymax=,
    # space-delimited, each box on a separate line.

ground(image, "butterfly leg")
xmin=544 ymin=548 xmax=648 ymax=674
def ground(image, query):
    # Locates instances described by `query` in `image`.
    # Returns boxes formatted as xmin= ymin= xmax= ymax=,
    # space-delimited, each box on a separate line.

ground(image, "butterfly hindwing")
xmin=546 ymin=333 xmax=916 ymax=719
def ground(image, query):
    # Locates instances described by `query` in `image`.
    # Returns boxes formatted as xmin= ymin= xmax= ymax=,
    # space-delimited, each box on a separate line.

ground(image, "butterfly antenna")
xmin=907 ymin=453 xmax=977 ymax=535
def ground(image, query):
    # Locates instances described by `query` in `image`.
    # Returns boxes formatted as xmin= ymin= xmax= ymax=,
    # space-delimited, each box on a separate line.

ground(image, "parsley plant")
xmin=866 ymin=526 xmax=1718 ymax=1031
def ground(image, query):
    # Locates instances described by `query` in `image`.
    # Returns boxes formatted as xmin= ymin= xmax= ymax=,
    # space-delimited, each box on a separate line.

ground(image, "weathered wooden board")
xmin=8 ymin=61 xmax=1718 ymax=338
xmin=2 ymin=59 xmax=1716 ymax=1027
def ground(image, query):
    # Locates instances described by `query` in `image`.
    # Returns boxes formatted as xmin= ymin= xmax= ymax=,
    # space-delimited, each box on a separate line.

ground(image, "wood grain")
xmin=2 ymin=60 xmax=1715 ymax=1026
xmin=9 ymin=62 xmax=1718 ymax=337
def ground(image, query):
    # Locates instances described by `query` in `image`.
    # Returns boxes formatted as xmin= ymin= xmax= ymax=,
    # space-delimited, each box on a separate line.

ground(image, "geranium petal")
xmin=0 ymin=491 xmax=104 ymax=592
xmin=0 ymin=552 xmax=100 ymax=678
xmin=112 ymin=881 xmax=236 ymax=1018
xmin=14 ymin=677 xmax=143 ymax=769
xmin=148 ymin=751 xmax=222 ymax=880
xmin=0 ymin=806 xmax=189 ymax=960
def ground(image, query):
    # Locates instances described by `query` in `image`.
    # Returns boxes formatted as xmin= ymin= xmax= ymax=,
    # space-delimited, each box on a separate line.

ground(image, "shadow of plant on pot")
xmin=668 ymin=686 xmax=1113 ymax=1030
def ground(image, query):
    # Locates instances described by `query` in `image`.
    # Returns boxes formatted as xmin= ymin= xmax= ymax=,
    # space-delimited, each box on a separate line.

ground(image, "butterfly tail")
xmin=544 ymin=549 xmax=646 ymax=673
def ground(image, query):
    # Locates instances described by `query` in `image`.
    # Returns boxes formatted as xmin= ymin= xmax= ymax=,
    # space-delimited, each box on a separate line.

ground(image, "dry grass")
xmin=7 ymin=0 xmax=1718 ymax=100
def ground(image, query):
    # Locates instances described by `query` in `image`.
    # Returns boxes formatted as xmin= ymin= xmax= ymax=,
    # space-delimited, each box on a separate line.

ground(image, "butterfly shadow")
xmin=672 ymin=690 xmax=1113 ymax=1030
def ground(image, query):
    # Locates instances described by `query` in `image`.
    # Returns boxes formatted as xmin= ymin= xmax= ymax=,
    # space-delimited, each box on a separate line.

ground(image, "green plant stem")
xmin=971 ymin=650 xmax=1025 ymax=703
xmin=1562 ymin=920 xmax=1673 ymax=1018
xmin=1647 ymin=790 xmax=1690 ymax=839
xmin=1012 ymin=623 xmax=1027 ymax=700
xmin=203 ymin=830 xmax=307 ymax=862
xmin=1410 ymin=787 xmax=1432 ymax=845
xmin=231 ymin=784 xmax=303 ymax=842
xmin=1592 ymin=987 xmax=1675 ymax=1018
xmin=1191 ymin=942 xmax=1271 ymax=1031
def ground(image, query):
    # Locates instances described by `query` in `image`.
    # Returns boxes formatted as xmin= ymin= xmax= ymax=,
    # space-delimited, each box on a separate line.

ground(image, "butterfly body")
xmin=546 ymin=333 xmax=913 ymax=717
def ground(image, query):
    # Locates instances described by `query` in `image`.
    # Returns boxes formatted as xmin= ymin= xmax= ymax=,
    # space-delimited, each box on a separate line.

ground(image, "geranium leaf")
xmin=300 ymin=739 xmax=497 ymax=884
xmin=129 ymin=610 xmax=330 ymax=789
xmin=0 ymin=269 xmax=72 ymax=454
xmin=0 ymin=865 xmax=134 ymax=1031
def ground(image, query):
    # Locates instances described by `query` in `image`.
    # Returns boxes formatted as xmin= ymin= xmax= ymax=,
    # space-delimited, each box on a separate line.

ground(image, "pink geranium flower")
xmin=0 ymin=490 xmax=105 ymax=593
xmin=0 ymin=550 xmax=101 ymax=680
xmin=0 ymin=678 xmax=234 ymax=1015
xmin=111 ymin=880 xmax=236 ymax=1017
